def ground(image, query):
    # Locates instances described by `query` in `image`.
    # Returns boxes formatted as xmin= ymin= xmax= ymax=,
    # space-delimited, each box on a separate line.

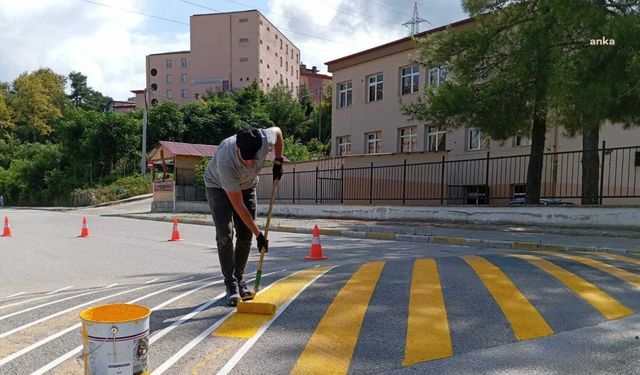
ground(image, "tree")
xmin=147 ymin=101 xmax=186 ymax=148
xmin=68 ymin=71 xmax=114 ymax=111
xmin=0 ymin=84 xmax=15 ymax=140
xmin=264 ymin=85 xmax=306 ymax=139
xmin=10 ymin=68 xmax=69 ymax=142
xmin=552 ymin=2 xmax=640 ymax=204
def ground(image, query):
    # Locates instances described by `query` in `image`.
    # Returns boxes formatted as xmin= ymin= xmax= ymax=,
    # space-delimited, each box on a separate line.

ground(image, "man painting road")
xmin=204 ymin=127 xmax=284 ymax=306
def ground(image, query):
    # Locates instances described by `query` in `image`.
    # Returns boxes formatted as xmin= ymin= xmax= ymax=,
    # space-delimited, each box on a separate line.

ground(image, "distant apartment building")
xmin=146 ymin=10 xmax=301 ymax=105
xmin=299 ymin=64 xmax=332 ymax=103
xmin=325 ymin=17 xmax=640 ymax=159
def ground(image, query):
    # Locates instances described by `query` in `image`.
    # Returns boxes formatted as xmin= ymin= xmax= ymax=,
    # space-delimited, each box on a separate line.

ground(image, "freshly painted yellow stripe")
xmin=214 ymin=266 xmax=332 ymax=338
xmin=290 ymin=262 xmax=385 ymax=375
xmin=403 ymin=258 xmax=452 ymax=367
xmin=462 ymin=255 xmax=553 ymax=340
xmin=511 ymin=254 xmax=633 ymax=320
xmin=550 ymin=253 xmax=640 ymax=289
xmin=585 ymin=252 xmax=640 ymax=267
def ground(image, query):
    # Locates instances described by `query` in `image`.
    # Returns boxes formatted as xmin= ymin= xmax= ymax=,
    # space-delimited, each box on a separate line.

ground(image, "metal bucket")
xmin=80 ymin=304 xmax=150 ymax=375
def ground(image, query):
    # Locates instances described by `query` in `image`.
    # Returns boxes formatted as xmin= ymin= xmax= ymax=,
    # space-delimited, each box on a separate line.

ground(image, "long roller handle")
xmin=254 ymin=179 xmax=278 ymax=294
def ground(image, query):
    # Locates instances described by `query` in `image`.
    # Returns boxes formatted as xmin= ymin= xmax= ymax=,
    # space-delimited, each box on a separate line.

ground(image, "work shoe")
xmin=225 ymin=283 xmax=240 ymax=306
xmin=239 ymin=281 xmax=254 ymax=301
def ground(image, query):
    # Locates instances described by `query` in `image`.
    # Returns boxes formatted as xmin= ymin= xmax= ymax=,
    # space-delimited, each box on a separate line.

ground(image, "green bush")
xmin=71 ymin=175 xmax=151 ymax=206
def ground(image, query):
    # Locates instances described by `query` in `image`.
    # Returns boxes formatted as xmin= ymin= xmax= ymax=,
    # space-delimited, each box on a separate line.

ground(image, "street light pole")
xmin=141 ymin=88 xmax=148 ymax=175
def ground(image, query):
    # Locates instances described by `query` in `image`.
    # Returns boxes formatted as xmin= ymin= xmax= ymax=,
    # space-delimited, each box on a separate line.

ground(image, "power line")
xmin=78 ymin=0 xmax=189 ymax=25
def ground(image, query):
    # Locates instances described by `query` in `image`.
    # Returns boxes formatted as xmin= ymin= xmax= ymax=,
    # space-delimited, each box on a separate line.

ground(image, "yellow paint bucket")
xmin=80 ymin=304 xmax=151 ymax=375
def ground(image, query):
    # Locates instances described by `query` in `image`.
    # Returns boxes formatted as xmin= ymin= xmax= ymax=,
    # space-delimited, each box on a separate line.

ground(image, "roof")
xmin=131 ymin=89 xmax=145 ymax=94
xmin=151 ymin=141 xmax=218 ymax=159
xmin=193 ymin=9 xmax=259 ymax=17
xmin=147 ymin=50 xmax=191 ymax=57
xmin=300 ymin=71 xmax=332 ymax=80
xmin=325 ymin=17 xmax=475 ymax=70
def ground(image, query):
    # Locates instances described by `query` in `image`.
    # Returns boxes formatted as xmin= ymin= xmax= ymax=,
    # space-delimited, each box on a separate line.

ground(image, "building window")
xmin=337 ymin=136 xmax=351 ymax=156
xmin=512 ymin=184 xmax=527 ymax=198
xmin=296 ymin=53 xmax=299 ymax=63
xmin=515 ymin=134 xmax=532 ymax=146
xmin=429 ymin=66 xmax=448 ymax=87
xmin=181 ymin=73 xmax=187 ymax=83
xmin=366 ymin=131 xmax=382 ymax=154
xmin=239 ymin=57 xmax=249 ymax=62
xmin=166 ymin=89 xmax=173 ymax=99
xmin=239 ymin=17 xmax=248 ymax=23
xmin=239 ymin=37 xmax=249 ymax=44
xmin=166 ymin=74 xmax=172 ymax=84
xmin=401 ymin=65 xmax=419 ymax=95
xmin=468 ymin=128 xmax=485 ymax=150
xmin=338 ymin=81 xmax=352 ymax=108
xmin=280 ymin=56 xmax=283 ymax=67
xmin=367 ymin=74 xmax=383 ymax=102
xmin=267 ymin=45 xmax=270 ymax=50
xmin=165 ymin=59 xmax=172 ymax=69
xmin=427 ymin=126 xmax=446 ymax=151
xmin=399 ymin=126 xmax=417 ymax=153
xmin=280 ymin=39 xmax=283 ymax=49
xmin=181 ymin=89 xmax=187 ymax=98
xmin=181 ymin=58 xmax=187 ymax=68
xmin=286 ymin=61 xmax=288 ymax=71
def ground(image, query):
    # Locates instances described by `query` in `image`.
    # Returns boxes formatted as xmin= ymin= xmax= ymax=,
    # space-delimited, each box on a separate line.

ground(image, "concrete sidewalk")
xmin=112 ymin=212 xmax=640 ymax=255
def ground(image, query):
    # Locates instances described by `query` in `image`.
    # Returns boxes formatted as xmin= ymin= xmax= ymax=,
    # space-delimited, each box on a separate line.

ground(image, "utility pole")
xmin=403 ymin=1 xmax=429 ymax=36
xmin=141 ymin=88 xmax=148 ymax=175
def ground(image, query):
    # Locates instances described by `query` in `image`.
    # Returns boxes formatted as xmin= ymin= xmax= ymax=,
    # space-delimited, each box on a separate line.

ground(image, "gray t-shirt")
xmin=204 ymin=128 xmax=277 ymax=191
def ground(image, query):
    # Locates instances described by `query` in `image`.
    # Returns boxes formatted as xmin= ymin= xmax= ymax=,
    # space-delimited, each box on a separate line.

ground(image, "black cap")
xmin=236 ymin=128 xmax=263 ymax=160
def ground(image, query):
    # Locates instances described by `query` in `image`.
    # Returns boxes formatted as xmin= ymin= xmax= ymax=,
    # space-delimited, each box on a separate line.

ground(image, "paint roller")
xmin=236 ymin=179 xmax=279 ymax=315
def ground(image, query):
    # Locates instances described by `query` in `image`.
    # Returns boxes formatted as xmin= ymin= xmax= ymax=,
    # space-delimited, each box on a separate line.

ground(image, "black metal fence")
xmin=176 ymin=143 xmax=640 ymax=206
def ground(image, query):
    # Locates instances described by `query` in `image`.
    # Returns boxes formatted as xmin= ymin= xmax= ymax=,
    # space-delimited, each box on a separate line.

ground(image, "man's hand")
xmin=273 ymin=157 xmax=283 ymax=180
xmin=256 ymin=232 xmax=269 ymax=253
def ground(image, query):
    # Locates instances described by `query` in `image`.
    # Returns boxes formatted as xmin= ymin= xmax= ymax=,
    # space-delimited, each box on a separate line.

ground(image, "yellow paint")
xmin=290 ymin=262 xmax=385 ymax=375
xmin=403 ymin=258 xmax=452 ymax=367
xmin=550 ymin=253 xmax=640 ymax=289
xmin=585 ymin=252 xmax=640 ymax=267
xmin=365 ymin=231 xmax=396 ymax=240
xmin=511 ymin=254 xmax=633 ymax=320
xmin=540 ymin=244 xmax=565 ymax=252
xmin=214 ymin=266 xmax=331 ymax=338
xmin=514 ymin=242 xmax=539 ymax=250
xmin=79 ymin=304 xmax=150 ymax=323
xmin=462 ymin=256 xmax=553 ymax=340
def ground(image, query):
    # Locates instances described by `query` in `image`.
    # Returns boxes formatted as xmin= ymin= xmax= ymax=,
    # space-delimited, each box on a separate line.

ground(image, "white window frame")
xmin=400 ymin=65 xmax=420 ymax=95
xmin=427 ymin=126 xmax=447 ymax=151
xmin=165 ymin=59 xmax=172 ymax=69
xmin=166 ymin=74 xmax=172 ymax=84
xmin=428 ymin=66 xmax=448 ymax=87
xmin=337 ymin=136 xmax=351 ymax=156
xmin=180 ymin=73 xmax=187 ymax=83
xmin=166 ymin=89 xmax=173 ymax=99
xmin=367 ymin=73 xmax=384 ymax=102
xmin=366 ymin=131 xmax=382 ymax=154
xmin=239 ymin=57 xmax=249 ymax=62
xmin=180 ymin=58 xmax=187 ymax=68
xmin=239 ymin=37 xmax=249 ymax=44
xmin=399 ymin=126 xmax=417 ymax=153
xmin=468 ymin=128 xmax=485 ymax=151
xmin=338 ymin=81 xmax=352 ymax=108
xmin=180 ymin=89 xmax=187 ymax=98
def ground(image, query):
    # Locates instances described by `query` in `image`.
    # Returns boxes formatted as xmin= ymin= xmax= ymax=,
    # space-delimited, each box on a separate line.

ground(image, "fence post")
xmin=599 ymin=140 xmax=606 ymax=205
xmin=369 ymin=162 xmax=374 ymax=205
xmin=315 ymin=166 xmax=319 ymax=204
xmin=402 ymin=159 xmax=407 ymax=205
xmin=440 ymin=155 xmax=446 ymax=205
xmin=340 ymin=164 xmax=344 ymax=204
xmin=485 ymin=151 xmax=491 ymax=203
xmin=292 ymin=167 xmax=296 ymax=204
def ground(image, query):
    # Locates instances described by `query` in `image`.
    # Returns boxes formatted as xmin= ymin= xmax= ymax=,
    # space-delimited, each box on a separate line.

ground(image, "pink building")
xmin=299 ymin=64 xmax=332 ymax=104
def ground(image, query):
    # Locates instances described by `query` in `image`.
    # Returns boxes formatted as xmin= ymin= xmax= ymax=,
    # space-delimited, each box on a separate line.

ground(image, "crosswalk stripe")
xmin=549 ymin=253 xmax=640 ymax=289
xmin=214 ymin=267 xmax=332 ymax=339
xmin=510 ymin=254 xmax=633 ymax=320
xmin=462 ymin=256 xmax=553 ymax=340
xmin=583 ymin=252 xmax=640 ymax=267
xmin=290 ymin=262 xmax=385 ymax=375
xmin=403 ymin=258 xmax=452 ymax=367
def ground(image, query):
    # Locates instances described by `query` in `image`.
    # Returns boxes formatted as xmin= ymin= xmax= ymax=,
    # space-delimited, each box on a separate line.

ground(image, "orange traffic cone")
xmin=306 ymin=225 xmax=327 ymax=260
xmin=2 ymin=216 xmax=12 ymax=237
xmin=78 ymin=216 xmax=90 ymax=237
xmin=168 ymin=218 xmax=182 ymax=241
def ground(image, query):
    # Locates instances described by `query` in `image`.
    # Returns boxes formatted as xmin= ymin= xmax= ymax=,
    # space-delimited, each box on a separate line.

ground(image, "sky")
xmin=0 ymin=0 xmax=467 ymax=100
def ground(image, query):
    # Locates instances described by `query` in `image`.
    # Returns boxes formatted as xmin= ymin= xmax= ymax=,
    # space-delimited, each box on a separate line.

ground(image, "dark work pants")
xmin=206 ymin=187 xmax=256 ymax=287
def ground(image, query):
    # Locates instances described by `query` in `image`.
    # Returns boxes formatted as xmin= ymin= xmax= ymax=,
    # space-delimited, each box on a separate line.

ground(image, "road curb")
xmin=112 ymin=214 xmax=637 ymax=255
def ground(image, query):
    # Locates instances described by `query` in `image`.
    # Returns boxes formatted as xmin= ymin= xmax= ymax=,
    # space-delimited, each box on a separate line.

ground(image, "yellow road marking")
xmin=511 ymin=254 xmax=633 ymax=320
xmin=214 ymin=266 xmax=331 ymax=338
xmin=462 ymin=256 xmax=553 ymax=340
xmin=584 ymin=252 xmax=640 ymax=267
xmin=549 ymin=253 xmax=639 ymax=289
xmin=290 ymin=262 xmax=385 ymax=375
xmin=403 ymin=258 xmax=452 ymax=367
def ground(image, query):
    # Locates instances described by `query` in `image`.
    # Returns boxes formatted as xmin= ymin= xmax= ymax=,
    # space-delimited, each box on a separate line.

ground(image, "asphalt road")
xmin=0 ymin=203 xmax=638 ymax=374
